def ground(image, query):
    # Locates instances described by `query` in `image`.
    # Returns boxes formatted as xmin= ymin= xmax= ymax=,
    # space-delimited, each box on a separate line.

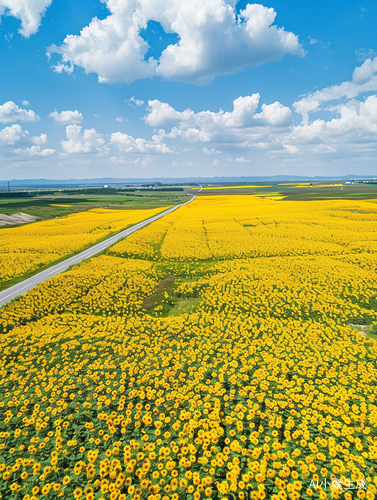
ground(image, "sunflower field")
xmin=0 ymin=195 xmax=376 ymax=500
xmin=0 ymin=207 xmax=167 ymax=288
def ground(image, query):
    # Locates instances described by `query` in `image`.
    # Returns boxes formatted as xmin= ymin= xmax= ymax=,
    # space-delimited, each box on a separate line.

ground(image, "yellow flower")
xmin=74 ymin=488 xmax=83 ymax=499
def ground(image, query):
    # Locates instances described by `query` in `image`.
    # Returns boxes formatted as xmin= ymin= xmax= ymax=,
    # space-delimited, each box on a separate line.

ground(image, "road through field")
xmin=0 ymin=192 xmax=199 ymax=308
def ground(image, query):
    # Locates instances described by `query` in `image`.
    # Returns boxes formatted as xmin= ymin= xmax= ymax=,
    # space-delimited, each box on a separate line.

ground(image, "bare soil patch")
xmin=142 ymin=275 xmax=175 ymax=310
xmin=0 ymin=212 xmax=38 ymax=226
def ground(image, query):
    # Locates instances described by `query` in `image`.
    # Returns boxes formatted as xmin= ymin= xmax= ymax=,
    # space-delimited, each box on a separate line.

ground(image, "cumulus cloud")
xmin=287 ymin=59 xmax=377 ymax=158
xmin=0 ymin=125 xmax=52 ymax=154
xmin=145 ymin=94 xmax=292 ymax=149
xmin=290 ymin=95 xmax=377 ymax=145
xmin=21 ymin=100 xmax=30 ymax=107
xmin=145 ymin=100 xmax=195 ymax=127
xmin=49 ymin=110 xmax=83 ymax=124
xmin=32 ymin=133 xmax=48 ymax=145
xmin=0 ymin=124 xmax=29 ymax=145
xmin=254 ymin=101 xmax=293 ymax=127
xmin=352 ymin=57 xmax=377 ymax=84
xmin=293 ymin=57 xmax=377 ymax=124
xmin=13 ymin=145 xmax=55 ymax=156
xmin=49 ymin=0 xmax=304 ymax=85
xmin=111 ymin=132 xmax=172 ymax=154
xmin=0 ymin=101 xmax=39 ymax=123
xmin=61 ymin=125 xmax=106 ymax=154
xmin=0 ymin=0 xmax=52 ymax=37
xmin=146 ymin=94 xmax=292 ymax=130
xmin=140 ymin=58 xmax=377 ymax=161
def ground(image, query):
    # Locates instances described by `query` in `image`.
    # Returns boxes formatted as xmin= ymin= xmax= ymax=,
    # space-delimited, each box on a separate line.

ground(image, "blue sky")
xmin=0 ymin=0 xmax=376 ymax=180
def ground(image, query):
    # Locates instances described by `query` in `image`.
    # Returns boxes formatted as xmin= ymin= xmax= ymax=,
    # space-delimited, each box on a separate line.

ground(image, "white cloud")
xmin=0 ymin=101 xmax=39 ymax=123
xmin=203 ymin=147 xmax=221 ymax=154
xmin=21 ymin=100 xmax=30 ymax=107
xmin=0 ymin=0 xmax=51 ymax=37
xmin=226 ymin=155 xmax=252 ymax=162
xmin=0 ymin=124 xmax=29 ymax=145
xmin=234 ymin=156 xmax=251 ymax=163
xmin=61 ymin=125 xmax=106 ymax=154
xmin=212 ymin=159 xmax=220 ymax=166
xmin=352 ymin=57 xmax=377 ymax=84
xmin=282 ymin=144 xmax=299 ymax=155
xmin=32 ymin=133 xmax=48 ymax=145
xmin=290 ymin=95 xmax=377 ymax=145
xmin=49 ymin=110 xmax=83 ymax=124
xmin=51 ymin=62 xmax=74 ymax=75
xmin=293 ymin=57 xmax=377 ymax=124
xmin=139 ymin=58 xmax=377 ymax=162
xmin=145 ymin=94 xmax=292 ymax=149
xmin=164 ymin=126 xmax=211 ymax=143
xmin=223 ymin=95 xmax=261 ymax=127
xmin=145 ymin=100 xmax=195 ymax=127
xmin=13 ymin=145 xmax=55 ymax=156
xmin=254 ymin=101 xmax=293 ymax=126
xmin=146 ymin=94 xmax=292 ymax=130
xmin=49 ymin=0 xmax=303 ymax=85
xmin=313 ymin=144 xmax=337 ymax=154
xmin=288 ymin=60 xmax=377 ymax=152
xmin=273 ymin=59 xmax=377 ymax=166
xmin=111 ymin=132 xmax=172 ymax=154
xmin=116 ymin=116 xmax=128 ymax=123
xmin=127 ymin=97 xmax=145 ymax=107
xmin=0 ymin=125 xmax=51 ymax=151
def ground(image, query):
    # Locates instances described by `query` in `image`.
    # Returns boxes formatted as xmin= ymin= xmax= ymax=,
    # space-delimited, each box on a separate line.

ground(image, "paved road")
xmin=0 ymin=195 xmax=197 ymax=308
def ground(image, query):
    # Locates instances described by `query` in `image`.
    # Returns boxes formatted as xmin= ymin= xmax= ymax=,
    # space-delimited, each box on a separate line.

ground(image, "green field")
xmin=2 ymin=183 xmax=377 ymax=226
xmin=0 ymin=190 xmax=193 ymax=224
xmin=200 ymin=181 xmax=377 ymax=200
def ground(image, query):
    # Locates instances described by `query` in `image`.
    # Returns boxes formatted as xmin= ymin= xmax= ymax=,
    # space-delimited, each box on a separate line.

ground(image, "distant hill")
xmin=1 ymin=174 xmax=376 ymax=189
